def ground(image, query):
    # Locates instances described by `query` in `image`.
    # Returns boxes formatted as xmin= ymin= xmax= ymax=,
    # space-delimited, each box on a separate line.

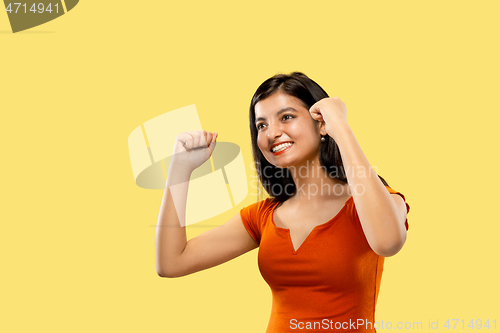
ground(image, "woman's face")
xmin=254 ymin=92 xmax=325 ymax=169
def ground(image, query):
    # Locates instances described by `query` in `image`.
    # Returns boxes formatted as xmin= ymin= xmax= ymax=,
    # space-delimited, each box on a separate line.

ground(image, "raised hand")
xmin=309 ymin=97 xmax=348 ymax=141
xmin=171 ymin=130 xmax=218 ymax=171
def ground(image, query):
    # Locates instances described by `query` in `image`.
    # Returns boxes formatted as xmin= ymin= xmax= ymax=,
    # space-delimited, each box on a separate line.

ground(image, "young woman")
xmin=155 ymin=72 xmax=410 ymax=333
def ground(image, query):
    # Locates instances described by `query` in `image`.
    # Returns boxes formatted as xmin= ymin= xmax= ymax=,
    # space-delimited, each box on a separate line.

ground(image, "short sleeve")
xmin=346 ymin=186 xmax=411 ymax=232
xmin=385 ymin=186 xmax=410 ymax=231
xmin=239 ymin=199 xmax=269 ymax=245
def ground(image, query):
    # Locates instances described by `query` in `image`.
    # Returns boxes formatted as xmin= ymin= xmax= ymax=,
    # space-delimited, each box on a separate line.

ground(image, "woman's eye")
xmin=256 ymin=115 xmax=292 ymax=130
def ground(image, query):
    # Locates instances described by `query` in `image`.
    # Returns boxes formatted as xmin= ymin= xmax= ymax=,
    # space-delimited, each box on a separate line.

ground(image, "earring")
xmin=321 ymin=136 xmax=326 ymax=142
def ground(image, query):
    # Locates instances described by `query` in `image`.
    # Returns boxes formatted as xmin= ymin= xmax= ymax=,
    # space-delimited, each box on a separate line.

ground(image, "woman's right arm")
xmin=155 ymin=131 xmax=258 ymax=278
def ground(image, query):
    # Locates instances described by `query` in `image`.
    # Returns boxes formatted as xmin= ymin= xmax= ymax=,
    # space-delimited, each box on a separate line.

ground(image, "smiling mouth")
xmin=271 ymin=142 xmax=293 ymax=154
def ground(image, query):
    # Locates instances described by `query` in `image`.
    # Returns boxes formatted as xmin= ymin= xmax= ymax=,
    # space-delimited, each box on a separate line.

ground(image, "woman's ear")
xmin=317 ymin=120 xmax=327 ymax=136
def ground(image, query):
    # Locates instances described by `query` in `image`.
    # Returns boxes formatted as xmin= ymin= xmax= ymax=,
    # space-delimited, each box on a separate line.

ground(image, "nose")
xmin=266 ymin=121 xmax=283 ymax=141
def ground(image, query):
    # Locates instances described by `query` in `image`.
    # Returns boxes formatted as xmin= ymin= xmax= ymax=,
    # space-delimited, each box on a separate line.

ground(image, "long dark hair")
xmin=249 ymin=72 xmax=389 ymax=202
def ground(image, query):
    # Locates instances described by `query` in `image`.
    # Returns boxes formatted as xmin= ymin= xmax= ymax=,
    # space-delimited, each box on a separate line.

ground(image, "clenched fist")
xmin=171 ymin=130 xmax=218 ymax=171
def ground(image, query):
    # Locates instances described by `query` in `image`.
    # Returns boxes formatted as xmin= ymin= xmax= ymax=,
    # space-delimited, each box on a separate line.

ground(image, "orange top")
xmin=240 ymin=186 xmax=410 ymax=333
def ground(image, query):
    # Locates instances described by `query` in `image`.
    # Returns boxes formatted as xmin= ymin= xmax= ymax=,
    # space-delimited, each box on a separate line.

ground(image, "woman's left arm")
xmin=310 ymin=97 xmax=408 ymax=257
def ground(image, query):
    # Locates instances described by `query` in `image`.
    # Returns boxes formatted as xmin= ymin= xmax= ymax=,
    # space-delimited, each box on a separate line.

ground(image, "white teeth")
xmin=272 ymin=142 xmax=293 ymax=153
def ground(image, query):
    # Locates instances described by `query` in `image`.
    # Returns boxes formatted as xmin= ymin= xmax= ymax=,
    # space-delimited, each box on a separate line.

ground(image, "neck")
xmin=286 ymin=156 xmax=350 ymax=204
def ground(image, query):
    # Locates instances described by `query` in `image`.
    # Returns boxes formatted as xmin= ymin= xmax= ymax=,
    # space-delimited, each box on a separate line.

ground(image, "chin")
xmin=268 ymin=157 xmax=296 ymax=169
xmin=263 ymin=156 xmax=287 ymax=169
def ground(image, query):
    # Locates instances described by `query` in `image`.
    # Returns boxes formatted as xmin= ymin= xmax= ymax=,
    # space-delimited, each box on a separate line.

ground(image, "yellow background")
xmin=1 ymin=1 xmax=499 ymax=332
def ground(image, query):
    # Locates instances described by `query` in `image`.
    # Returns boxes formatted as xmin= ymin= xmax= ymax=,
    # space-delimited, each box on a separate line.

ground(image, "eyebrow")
xmin=255 ymin=107 xmax=299 ymax=124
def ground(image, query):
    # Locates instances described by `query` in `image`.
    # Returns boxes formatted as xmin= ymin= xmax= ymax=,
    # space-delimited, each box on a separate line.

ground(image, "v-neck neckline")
xmin=271 ymin=196 xmax=353 ymax=255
